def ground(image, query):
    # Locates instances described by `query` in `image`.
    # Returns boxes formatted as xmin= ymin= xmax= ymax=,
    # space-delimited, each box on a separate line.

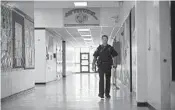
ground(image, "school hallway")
xmin=1 ymin=1 xmax=175 ymax=110
xmin=2 ymin=73 xmax=151 ymax=110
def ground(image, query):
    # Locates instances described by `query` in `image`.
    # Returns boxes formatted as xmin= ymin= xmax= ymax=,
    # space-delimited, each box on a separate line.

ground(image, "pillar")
xmin=135 ymin=1 xmax=148 ymax=104
xmin=62 ymin=41 xmax=66 ymax=77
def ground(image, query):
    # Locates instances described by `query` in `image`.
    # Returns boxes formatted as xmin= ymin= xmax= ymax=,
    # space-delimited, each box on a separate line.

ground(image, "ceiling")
xmin=47 ymin=26 xmax=119 ymax=48
xmin=34 ymin=1 xmax=122 ymax=9
xmin=36 ymin=1 xmax=121 ymax=47
xmin=3 ymin=1 xmax=34 ymax=19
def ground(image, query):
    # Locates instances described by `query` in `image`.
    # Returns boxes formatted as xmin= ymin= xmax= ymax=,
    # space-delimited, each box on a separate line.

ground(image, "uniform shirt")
xmin=93 ymin=44 xmax=118 ymax=62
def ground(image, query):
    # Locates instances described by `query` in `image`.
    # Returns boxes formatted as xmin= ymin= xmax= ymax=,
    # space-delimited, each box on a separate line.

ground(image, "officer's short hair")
xmin=102 ymin=35 xmax=108 ymax=40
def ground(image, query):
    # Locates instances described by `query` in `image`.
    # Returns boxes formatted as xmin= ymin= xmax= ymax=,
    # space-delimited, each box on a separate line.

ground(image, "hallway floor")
xmin=2 ymin=74 xmax=151 ymax=110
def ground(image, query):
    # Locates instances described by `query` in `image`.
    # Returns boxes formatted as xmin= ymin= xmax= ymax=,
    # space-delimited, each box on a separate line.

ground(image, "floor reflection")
xmin=2 ymin=73 xmax=151 ymax=110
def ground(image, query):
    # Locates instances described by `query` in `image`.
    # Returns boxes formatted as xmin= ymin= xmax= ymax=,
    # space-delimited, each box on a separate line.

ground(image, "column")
xmin=62 ymin=41 xmax=66 ymax=77
xmin=135 ymin=1 xmax=148 ymax=104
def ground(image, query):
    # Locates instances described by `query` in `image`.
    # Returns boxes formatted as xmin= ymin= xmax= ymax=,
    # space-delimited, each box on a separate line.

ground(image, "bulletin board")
xmin=1 ymin=5 xmax=13 ymax=72
xmin=24 ymin=18 xmax=35 ymax=69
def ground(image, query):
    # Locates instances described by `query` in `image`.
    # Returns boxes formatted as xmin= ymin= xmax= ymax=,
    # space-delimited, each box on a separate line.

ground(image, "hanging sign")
xmin=63 ymin=8 xmax=100 ymax=26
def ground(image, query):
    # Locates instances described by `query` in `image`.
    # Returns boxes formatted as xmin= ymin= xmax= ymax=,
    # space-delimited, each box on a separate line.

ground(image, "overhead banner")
xmin=63 ymin=8 xmax=100 ymax=27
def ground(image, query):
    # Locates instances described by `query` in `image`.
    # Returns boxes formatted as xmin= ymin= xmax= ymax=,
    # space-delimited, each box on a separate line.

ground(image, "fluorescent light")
xmin=74 ymin=2 xmax=87 ymax=7
xmin=78 ymin=29 xmax=90 ymax=32
xmin=81 ymin=35 xmax=91 ymax=37
xmin=84 ymin=38 xmax=92 ymax=41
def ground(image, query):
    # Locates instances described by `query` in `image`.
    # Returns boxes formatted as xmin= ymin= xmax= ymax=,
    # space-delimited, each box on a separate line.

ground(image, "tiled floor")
xmin=2 ymin=73 xmax=151 ymax=110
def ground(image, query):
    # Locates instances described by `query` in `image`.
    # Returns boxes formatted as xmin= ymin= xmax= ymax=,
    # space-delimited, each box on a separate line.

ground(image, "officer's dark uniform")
xmin=93 ymin=44 xmax=118 ymax=97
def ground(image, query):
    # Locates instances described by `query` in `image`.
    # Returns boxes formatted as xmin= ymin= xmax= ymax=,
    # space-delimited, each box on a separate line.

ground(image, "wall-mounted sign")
xmin=63 ymin=8 xmax=100 ymax=27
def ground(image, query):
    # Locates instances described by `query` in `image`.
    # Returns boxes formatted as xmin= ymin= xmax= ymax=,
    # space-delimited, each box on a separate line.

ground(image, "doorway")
xmin=80 ymin=53 xmax=90 ymax=73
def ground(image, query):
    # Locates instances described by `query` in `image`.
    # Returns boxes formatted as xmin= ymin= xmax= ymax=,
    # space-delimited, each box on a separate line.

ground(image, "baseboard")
xmin=137 ymin=102 xmax=156 ymax=110
xmin=35 ymin=82 xmax=46 ymax=85
xmin=137 ymin=102 xmax=148 ymax=107
xmin=1 ymin=87 xmax=35 ymax=102
xmin=35 ymin=79 xmax=58 ymax=85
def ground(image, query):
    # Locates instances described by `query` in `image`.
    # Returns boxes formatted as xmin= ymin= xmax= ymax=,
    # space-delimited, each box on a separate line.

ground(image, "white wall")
xmin=66 ymin=45 xmax=74 ymax=75
xmin=118 ymin=1 xmax=135 ymax=27
xmin=135 ymin=1 xmax=148 ymax=103
xmin=35 ymin=30 xmax=46 ymax=83
xmin=1 ymin=1 xmax=35 ymax=99
xmin=135 ymin=1 xmax=172 ymax=109
xmin=171 ymin=82 xmax=175 ymax=109
xmin=45 ymin=30 xmax=58 ymax=82
xmin=117 ymin=1 xmax=172 ymax=109
xmin=100 ymin=7 xmax=120 ymax=27
xmin=145 ymin=1 xmax=161 ymax=109
xmin=35 ymin=29 xmax=61 ymax=83
xmin=1 ymin=70 xmax=35 ymax=98
xmin=159 ymin=2 xmax=171 ymax=109
xmin=34 ymin=8 xmax=63 ymax=28
xmin=35 ymin=8 xmax=120 ymax=28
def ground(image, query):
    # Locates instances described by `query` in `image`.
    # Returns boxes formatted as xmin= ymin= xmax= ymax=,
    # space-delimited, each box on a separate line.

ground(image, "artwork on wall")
xmin=14 ymin=22 xmax=23 ymax=67
xmin=1 ymin=5 xmax=13 ymax=72
xmin=114 ymin=15 xmax=131 ymax=89
xmin=24 ymin=18 xmax=35 ymax=69
xmin=1 ymin=4 xmax=35 ymax=71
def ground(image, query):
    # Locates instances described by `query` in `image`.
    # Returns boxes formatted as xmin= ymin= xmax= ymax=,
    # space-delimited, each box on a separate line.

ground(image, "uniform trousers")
xmin=98 ymin=67 xmax=111 ymax=96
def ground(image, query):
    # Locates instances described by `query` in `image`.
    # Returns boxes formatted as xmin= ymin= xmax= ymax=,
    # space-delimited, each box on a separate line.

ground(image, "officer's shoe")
xmin=105 ymin=94 xmax=111 ymax=98
xmin=98 ymin=94 xmax=104 ymax=99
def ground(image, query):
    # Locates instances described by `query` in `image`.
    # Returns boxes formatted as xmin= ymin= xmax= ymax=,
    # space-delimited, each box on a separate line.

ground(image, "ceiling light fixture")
xmin=84 ymin=38 xmax=92 ymax=41
xmin=74 ymin=2 xmax=87 ymax=7
xmin=78 ymin=28 xmax=90 ymax=32
xmin=81 ymin=35 xmax=91 ymax=37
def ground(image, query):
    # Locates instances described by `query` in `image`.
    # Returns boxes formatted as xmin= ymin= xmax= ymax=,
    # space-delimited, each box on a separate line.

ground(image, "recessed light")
xmin=74 ymin=2 xmax=87 ymax=7
xmin=78 ymin=29 xmax=90 ymax=32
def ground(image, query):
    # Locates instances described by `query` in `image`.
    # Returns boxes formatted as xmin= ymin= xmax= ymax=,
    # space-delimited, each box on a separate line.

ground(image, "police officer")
xmin=92 ymin=35 xmax=118 ymax=99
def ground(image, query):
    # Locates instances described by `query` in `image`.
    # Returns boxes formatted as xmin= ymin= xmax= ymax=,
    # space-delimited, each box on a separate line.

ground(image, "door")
xmin=80 ymin=53 xmax=90 ymax=73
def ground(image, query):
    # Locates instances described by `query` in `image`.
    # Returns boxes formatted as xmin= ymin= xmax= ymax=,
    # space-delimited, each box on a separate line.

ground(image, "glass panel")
xmin=81 ymin=54 xmax=88 ymax=59
xmin=81 ymin=60 xmax=88 ymax=65
xmin=82 ymin=66 xmax=88 ymax=71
